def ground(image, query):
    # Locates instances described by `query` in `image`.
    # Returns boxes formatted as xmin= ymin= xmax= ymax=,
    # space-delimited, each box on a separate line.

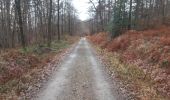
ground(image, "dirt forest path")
xmin=34 ymin=38 xmax=124 ymax=100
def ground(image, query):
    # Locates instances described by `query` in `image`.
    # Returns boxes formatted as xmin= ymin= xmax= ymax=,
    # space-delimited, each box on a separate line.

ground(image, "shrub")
xmin=160 ymin=37 xmax=170 ymax=46
xmin=106 ymin=34 xmax=131 ymax=52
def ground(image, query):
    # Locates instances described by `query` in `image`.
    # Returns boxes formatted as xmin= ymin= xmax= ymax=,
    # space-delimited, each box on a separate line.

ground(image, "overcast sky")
xmin=73 ymin=0 xmax=90 ymax=21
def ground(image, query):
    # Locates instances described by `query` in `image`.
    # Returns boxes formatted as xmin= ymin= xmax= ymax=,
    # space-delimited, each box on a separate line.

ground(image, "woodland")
xmin=0 ymin=0 xmax=170 ymax=99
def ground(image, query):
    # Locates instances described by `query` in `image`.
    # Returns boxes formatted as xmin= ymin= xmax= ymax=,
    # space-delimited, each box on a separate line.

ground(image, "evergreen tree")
xmin=111 ymin=0 xmax=128 ymax=38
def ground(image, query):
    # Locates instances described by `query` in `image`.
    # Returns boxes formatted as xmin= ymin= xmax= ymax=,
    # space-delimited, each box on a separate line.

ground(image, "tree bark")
xmin=58 ymin=0 xmax=61 ymax=40
xmin=48 ymin=0 xmax=52 ymax=47
xmin=128 ymin=0 xmax=133 ymax=30
xmin=15 ymin=0 xmax=26 ymax=50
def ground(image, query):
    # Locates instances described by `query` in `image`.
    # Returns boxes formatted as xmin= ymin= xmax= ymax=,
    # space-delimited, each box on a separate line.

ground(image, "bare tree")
xmin=58 ymin=0 xmax=60 ymax=40
xmin=15 ymin=0 xmax=26 ymax=50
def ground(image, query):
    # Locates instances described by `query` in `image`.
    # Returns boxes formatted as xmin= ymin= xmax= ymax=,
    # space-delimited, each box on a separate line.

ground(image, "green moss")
xmin=19 ymin=40 xmax=70 ymax=55
xmin=161 ymin=59 xmax=170 ymax=68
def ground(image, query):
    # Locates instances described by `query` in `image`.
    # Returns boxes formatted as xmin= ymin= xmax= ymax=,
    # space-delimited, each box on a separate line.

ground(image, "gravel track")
xmin=35 ymin=38 xmax=124 ymax=100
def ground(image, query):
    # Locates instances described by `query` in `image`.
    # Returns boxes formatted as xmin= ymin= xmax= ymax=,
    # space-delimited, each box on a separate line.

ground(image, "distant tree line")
xmin=88 ymin=0 xmax=170 ymax=37
xmin=0 ymin=0 xmax=80 ymax=49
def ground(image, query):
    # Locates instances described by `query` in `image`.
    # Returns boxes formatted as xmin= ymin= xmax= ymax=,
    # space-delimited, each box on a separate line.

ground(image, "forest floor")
xmin=88 ymin=26 xmax=170 ymax=100
xmin=0 ymin=36 xmax=79 ymax=99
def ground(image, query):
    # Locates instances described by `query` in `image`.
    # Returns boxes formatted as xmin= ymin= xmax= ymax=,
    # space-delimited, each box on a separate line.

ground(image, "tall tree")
xmin=15 ymin=0 xmax=26 ymax=50
xmin=48 ymin=0 xmax=52 ymax=47
xmin=58 ymin=0 xmax=61 ymax=40
xmin=128 ymin=0 xmax=133 ymax=30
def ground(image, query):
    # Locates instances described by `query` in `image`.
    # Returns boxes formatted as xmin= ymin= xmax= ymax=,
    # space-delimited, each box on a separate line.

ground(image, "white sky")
xmin=73 ymin=0 xmax=90 ymax=21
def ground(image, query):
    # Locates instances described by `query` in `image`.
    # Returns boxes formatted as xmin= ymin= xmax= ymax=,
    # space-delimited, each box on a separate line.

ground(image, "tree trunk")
xmin=128 ymin=0 xmax=133 ymax=30
xmin=58 ymin=0 xmax=61 ymax=40
xmin=48 ymin=0 xmax=52 ymax=47
xmin=15 ymin=0 xmax=26 ymax=50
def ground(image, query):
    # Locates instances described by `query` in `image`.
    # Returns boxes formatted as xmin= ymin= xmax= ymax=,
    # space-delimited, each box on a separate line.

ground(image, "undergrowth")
xmin=96 ymin=47 xmax=165 ymax=100
xmin=0 ymin=36 xmax=79 ymax=99
xmin=88 ymin=26 xmax=170 ymax=99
